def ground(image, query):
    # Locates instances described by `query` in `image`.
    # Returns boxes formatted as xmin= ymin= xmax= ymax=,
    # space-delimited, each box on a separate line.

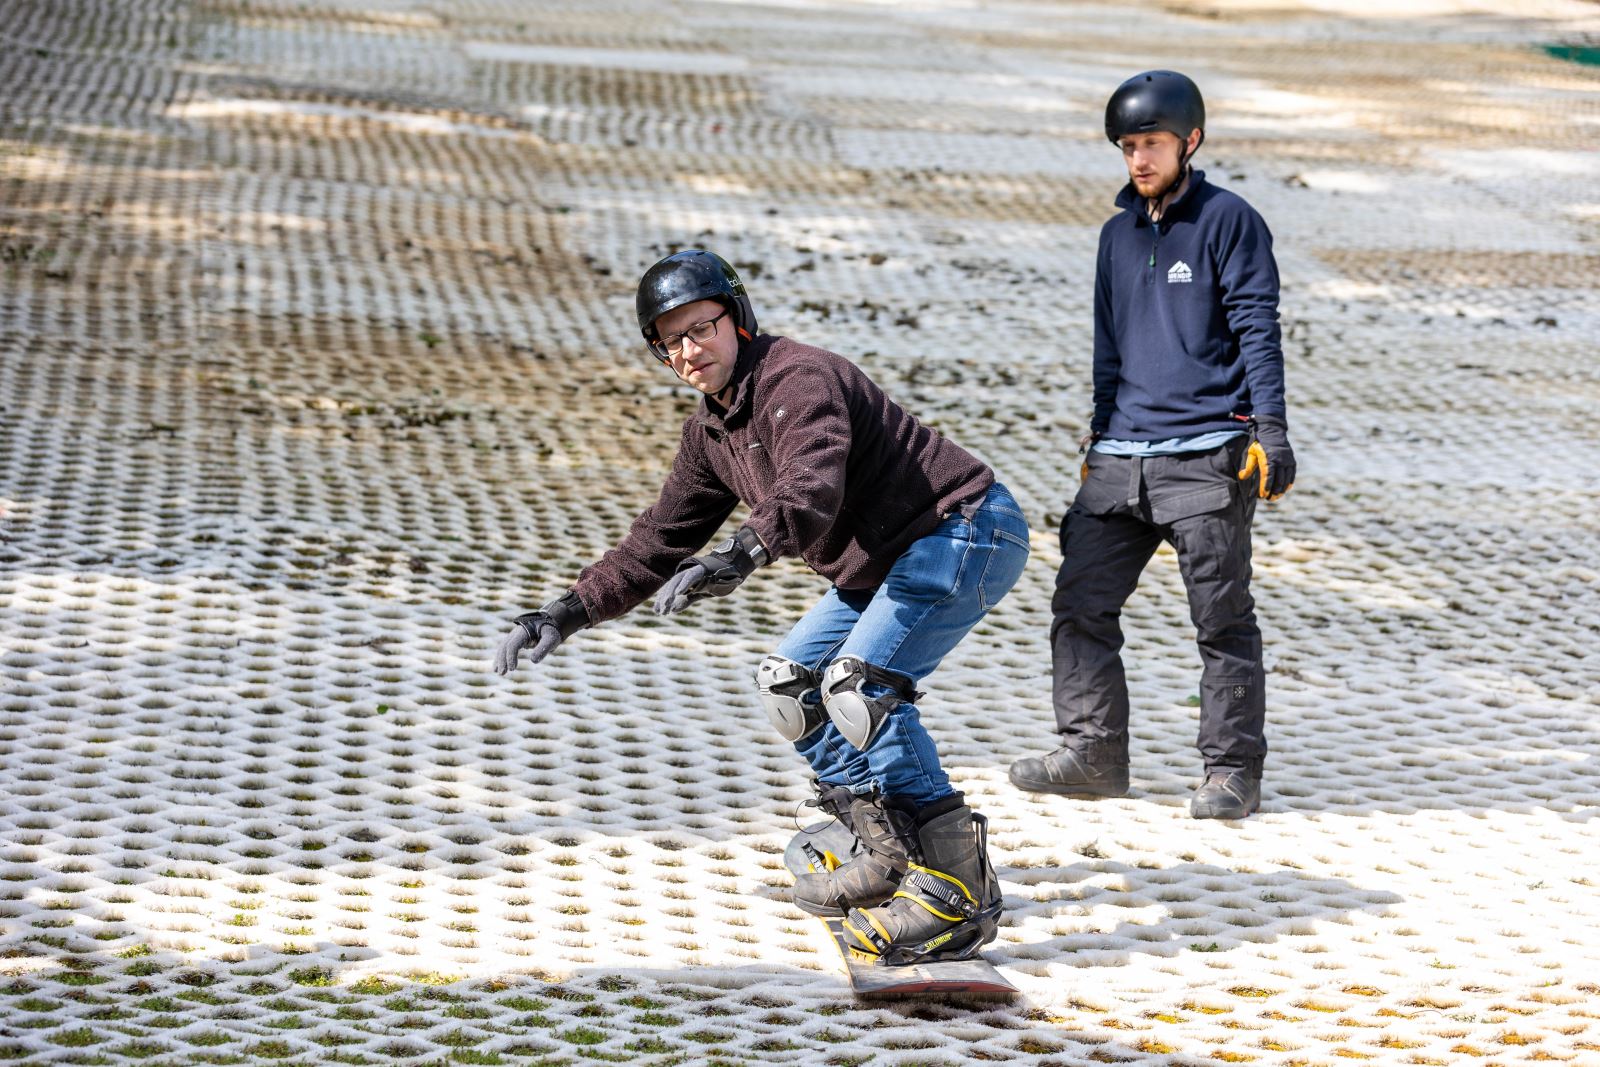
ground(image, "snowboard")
xmin=783 ymin=821 xmax=1017 ymax=998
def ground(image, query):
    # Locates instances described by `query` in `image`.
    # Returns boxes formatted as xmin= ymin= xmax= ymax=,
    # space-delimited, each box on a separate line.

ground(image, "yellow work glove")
xmin=1237 ymin=415 xmax=1296 ymax=501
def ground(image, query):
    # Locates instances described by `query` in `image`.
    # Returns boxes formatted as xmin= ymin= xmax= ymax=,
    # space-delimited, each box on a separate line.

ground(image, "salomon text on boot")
xmin=792 ymin=784 xmax=914 ymax=917
xmin=840 ymin=795 xmax=1002 ymax=966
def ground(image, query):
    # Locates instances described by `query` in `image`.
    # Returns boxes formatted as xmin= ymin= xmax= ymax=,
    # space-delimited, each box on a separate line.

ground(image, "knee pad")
xmin=756 ymin=655 xmax=824 ymax=742
xmin=821 ymin=656 xmax=921 ymax=751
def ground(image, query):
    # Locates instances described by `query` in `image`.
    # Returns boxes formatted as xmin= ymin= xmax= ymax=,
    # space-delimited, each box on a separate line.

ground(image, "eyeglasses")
xmin=653 ymin=310 xmax=729 ymax=360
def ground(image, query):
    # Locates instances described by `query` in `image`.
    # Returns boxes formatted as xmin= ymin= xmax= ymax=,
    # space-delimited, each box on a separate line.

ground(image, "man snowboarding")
xmin=1009 ymin=71 xmax=1295 ymax=819
xmin=495 ymin=250 xmax=1030 ymax=963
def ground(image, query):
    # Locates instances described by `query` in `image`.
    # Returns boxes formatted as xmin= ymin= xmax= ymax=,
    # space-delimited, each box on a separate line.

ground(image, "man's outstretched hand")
xmin=492 ymin=591 xmax=589 ymax=674
xmin=494 ymin=617 xmax=563 ymax=674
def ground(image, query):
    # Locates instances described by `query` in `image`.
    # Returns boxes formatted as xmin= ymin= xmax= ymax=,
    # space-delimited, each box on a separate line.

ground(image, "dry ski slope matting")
xmin=3 ymin=0 xmax=1600 ymax=1063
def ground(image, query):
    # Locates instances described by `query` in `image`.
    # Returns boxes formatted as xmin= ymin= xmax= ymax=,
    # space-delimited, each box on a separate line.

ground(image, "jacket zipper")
xmin=724 ymin=430 xmax=756 ymax=498
xmin=708 ymin=423 xmax=761 ymax=501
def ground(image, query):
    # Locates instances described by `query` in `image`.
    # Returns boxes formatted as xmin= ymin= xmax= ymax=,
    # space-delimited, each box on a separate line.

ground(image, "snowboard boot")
xmin=1008 ymin=739 xmax=1129 ymax=798
xmin=1190 ymin=764 xmax=1262 ymax=819
xmin=792 ymin=784 xmax=914 ymax=917
xmin=840 ymin=795 xmax=1003 ymax=966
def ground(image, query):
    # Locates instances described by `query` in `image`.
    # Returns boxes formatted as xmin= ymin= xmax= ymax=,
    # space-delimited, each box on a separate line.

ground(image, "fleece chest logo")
xmin=1167 ymin=260 xmax=1193 ymax=284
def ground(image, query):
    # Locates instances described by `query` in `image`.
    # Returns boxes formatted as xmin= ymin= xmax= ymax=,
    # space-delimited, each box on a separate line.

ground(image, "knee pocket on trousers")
xmin=1188 ymin=592 xmax=1256 ymax=641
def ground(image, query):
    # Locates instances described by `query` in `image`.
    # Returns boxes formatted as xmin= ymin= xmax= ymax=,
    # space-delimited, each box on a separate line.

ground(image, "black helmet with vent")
xmin=635 ymin=250 xmax=758 ymax=355
xmin=1105 ymin=70 xmax=1205 ymax=146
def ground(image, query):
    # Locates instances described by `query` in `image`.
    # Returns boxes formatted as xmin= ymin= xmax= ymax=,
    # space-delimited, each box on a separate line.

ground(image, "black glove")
xmin=1237 ymin=415 xmax=1296 ymax=501
xmin=653 ymin=527 xmax=768 ymax=616
xmin=493 ymin=591 xmax=589 ymax=674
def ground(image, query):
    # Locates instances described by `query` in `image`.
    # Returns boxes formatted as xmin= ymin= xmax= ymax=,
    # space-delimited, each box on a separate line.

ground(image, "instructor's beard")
xmin=1145 ymin=164 xmax=1190 ymax=220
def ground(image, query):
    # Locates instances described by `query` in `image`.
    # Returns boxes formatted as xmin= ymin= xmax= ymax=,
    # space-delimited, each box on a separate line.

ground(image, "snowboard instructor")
xmin=1009 ymin=71 xmax=1295 ymax=819
xmin=495 ymin=250 xmax=1030 ymax=964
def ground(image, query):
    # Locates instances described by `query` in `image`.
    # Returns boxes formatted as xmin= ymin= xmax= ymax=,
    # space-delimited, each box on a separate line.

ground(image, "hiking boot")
xmin=1190 ymin=767 xmax=1261 ymax=819
xmin=1008 ymin=740 xmax=1129 ymax=797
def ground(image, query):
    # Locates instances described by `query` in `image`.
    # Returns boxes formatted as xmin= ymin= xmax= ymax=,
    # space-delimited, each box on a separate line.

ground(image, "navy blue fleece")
xmin=1091 ymin=170 xmax=1286 ymax=441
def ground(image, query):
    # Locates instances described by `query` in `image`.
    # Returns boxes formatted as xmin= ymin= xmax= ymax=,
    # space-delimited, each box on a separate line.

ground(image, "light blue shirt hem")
xmin=1092 ymin=429 xmax=1246 ymax=457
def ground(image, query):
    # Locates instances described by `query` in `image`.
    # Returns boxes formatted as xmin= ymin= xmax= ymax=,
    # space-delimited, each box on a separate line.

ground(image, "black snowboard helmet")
xmin=635 ymin=250 xmax=758 ymax=360
xmin=1105 ymin=70 xmax=1205 ymax=147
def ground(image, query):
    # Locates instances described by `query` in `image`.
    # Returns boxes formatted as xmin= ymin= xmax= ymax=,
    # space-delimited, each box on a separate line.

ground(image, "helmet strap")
xmin=1151 ymin=129 xmax=1204 ymax=217
xmin=1177 ymin=128 xmax=1203 ymax=181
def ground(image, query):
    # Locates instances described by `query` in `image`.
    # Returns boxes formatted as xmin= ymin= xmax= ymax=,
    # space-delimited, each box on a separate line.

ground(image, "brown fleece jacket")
xmin=569 ymin=335 xmax=993 ymax=624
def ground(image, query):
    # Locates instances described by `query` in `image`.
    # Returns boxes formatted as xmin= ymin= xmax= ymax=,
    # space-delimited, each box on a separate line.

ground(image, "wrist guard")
xmin=515 ymin=590 xmax=589 ymax=642
xmin=680 ymin=526 xmax=768 ymax=596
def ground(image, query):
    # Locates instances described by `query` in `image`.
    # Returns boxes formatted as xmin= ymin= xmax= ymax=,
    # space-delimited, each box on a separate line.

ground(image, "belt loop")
xmin=1126 ymin=455 xmax=1142 ymax=511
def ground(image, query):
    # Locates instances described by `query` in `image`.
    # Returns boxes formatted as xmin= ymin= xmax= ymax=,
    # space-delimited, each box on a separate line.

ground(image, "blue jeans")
xmin=778 ymin=483 xmax=1031 ymax=807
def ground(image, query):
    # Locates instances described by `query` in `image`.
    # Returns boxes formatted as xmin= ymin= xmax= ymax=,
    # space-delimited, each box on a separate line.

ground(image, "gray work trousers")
xmin=1051 ymin=437 xmax=1266 ymax=772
